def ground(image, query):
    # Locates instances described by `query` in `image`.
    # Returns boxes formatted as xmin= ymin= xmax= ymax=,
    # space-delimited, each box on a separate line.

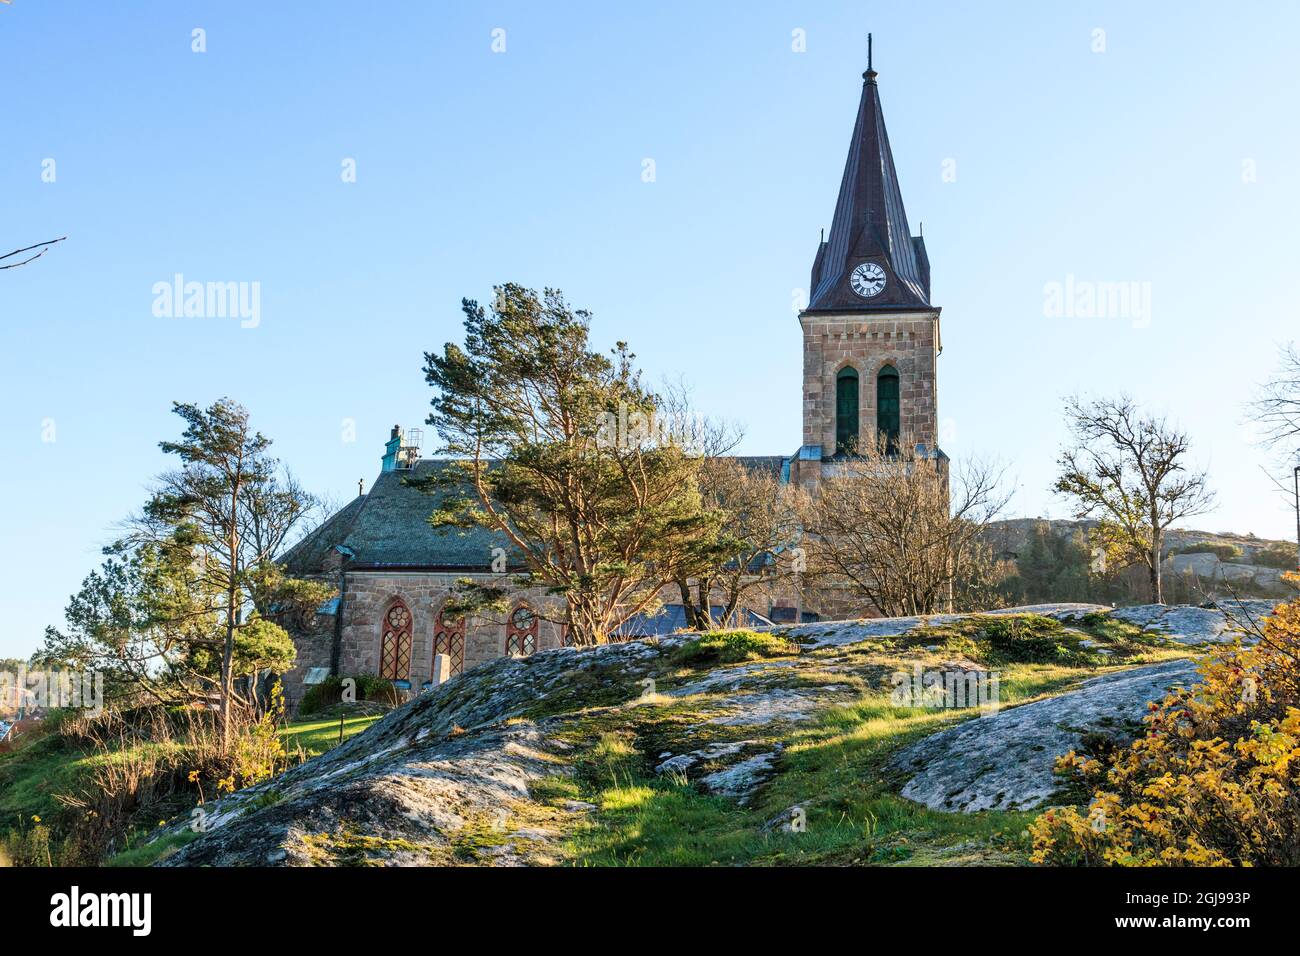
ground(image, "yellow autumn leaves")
xmin=1031 ymin=576 xmax=1300 ymax=866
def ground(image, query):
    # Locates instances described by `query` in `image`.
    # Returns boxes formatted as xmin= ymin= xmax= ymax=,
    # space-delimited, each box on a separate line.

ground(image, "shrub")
xmin=671 ymin=629 xmax=797 ymax=666
xmin=49 ymin=682 xmax=301 ymax=864
xmin=1253 ymin=544 xmax=1298 ymax=570
xmin=298 ymin=673 xmax=400 ymax=716
xmin=1030 ymin=579 xmax=1300 ymax=866
xmin=1168 ymin=542 xmax=1242 ymax=562
xmin=910 ymin=615 xmax=1104 ymax=667
xmin=2 ymin=821 xmax=55 ymax=867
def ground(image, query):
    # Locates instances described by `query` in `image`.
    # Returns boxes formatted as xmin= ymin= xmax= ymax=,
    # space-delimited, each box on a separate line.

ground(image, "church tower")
xmin=795 ymin=42 xmax=941 ymax=481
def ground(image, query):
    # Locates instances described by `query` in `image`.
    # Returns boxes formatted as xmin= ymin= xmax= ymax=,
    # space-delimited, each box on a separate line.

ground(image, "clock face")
xmin=850 ymin=261 xmax=887 ymax=298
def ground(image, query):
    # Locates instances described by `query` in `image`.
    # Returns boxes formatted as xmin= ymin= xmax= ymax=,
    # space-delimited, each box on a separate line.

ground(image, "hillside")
xmin=986 ymin=518 xmax=1297 ymax=601
xmin=986 ymin=517 xmax=1294 ymax=563
xmin=149 ymin=599 xmax=1275 ymax=867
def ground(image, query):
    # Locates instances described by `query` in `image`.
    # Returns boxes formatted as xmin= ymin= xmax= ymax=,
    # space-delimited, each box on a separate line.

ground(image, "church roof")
xmin=282 ymin=455 xmax=794 ymax=574
xmin=807 ymin=56 xmax=932 ymax=313
xmin=281 ymin=460 xmax=518 ymax=574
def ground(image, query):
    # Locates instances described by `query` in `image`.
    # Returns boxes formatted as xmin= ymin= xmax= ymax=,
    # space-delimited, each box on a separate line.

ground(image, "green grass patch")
xmin=671 ymin=629 xmax=798 ymax=667
xmin=904 ymin=613 xmax=1183 ymax=668
xmin=279 ymin=714 xmax=381 ymax=757
xmin=548 ymin=661 xmax=1123 ymax=867
xmin=104 ymin=829 xmax=200 ymax=867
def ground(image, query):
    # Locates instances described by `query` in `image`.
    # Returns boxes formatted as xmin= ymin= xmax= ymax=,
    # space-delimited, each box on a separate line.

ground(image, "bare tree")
xmin=0 ymin=236 xmax=66 ymax=271
xmin=1251 ymin=343 xmax=1300 ymax=571
xmin=1251 ymin=342 xmax=1300 ymax=452
xmin=1055 ymin=395 xmax=1214 ymax=604
xmin=800 ymin=439 xmax=1010 ymax=617
xmin=674 ymin=458 xmax=802 ymax=629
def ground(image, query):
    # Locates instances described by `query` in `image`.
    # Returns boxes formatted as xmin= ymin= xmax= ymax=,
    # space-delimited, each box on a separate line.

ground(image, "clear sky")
xmin=2 ymin=1 xmax=1298 ymax=659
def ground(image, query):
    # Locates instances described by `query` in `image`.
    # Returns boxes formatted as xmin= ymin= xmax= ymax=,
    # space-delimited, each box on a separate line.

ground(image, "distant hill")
xmin=985 ymin=518 xmax=1294 ymax=562
xmin=985 ymin=518 xmax=1297 ymax=602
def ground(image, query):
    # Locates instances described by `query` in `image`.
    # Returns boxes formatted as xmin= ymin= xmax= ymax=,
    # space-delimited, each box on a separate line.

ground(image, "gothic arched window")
xmin=433 ymin=606 xmax=465 ymax=675
xmin=877 ymin=365 xmax=900 ymax=454
xmin=835 ymin=366 xmax=859 ymax=454
xmin=379 ymin=600 xmax=413 ymax=682
xmin=506 ymin=605 xmax=539 ymax=656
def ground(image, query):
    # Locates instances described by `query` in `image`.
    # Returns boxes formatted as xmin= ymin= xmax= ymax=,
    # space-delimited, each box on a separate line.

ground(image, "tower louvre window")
xmin=835 ymin=367 xmax=860 ymax=454
xmin=877 ymin=365 xmax=900 ymax=453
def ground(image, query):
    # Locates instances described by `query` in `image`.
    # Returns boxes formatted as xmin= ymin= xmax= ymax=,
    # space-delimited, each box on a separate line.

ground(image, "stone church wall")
xmin=338 ymin=570 xmax=568 ymax=687
xmin=280 ymin=570 xmax=792 ymax=712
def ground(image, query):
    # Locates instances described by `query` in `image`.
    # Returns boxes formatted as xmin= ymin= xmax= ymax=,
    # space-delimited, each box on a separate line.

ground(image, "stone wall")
xmin=800 ymin=310 xmax=940 ymax=452
xmin=278 ymin=570 xmax=799 ymax=713
xmin=337 ymin=571 xmax=569 ymax=687
xmin=278 ymin=608 xmax=335 ymax=709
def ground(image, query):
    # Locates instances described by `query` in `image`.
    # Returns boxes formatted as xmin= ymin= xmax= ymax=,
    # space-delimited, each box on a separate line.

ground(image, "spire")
xmin=807 ymin=40 xmax=931 ymax=312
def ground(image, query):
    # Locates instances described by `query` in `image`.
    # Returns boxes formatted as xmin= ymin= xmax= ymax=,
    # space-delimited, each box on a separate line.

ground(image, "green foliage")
xmin=1169 ymin=542 xmax=1242 ymax=561
xmin=1000 ymin=522 xmax=1095 ymax=605
xmin=1253 ymin=543 xmax=1298 ymax=570
xmin=909 ymin=615 xmax=1101 ymax=667
xmin=671 ymin=630 xmax=797 ymax=666
xmin=1032 ymin=586 xmax=1300 ymax=865
xmin=43 ymin=398 xmax=328 ymax=720
xmin=297 ymin=673 xmax=399 ymax=716
xmin=906 ymin=613 xmax=1170 ymax=668
xmin=421 ymin=284 xmax=718 ymax=645
xmin=233 ymin=616 xmax=296 ymax=677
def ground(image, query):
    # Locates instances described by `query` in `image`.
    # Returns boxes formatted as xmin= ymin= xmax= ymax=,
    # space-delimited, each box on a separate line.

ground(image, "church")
xmin=278 ymin=50 xmax=943 ymax=707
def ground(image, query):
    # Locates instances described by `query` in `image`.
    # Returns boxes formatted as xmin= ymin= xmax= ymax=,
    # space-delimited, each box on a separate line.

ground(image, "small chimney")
xmin=381 ymin=426 xmax=403 ymax=472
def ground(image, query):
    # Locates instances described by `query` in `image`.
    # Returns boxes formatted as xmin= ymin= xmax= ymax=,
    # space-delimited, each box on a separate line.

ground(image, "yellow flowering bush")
xmin=1031 ymin=580 xmax=1300 ymax=866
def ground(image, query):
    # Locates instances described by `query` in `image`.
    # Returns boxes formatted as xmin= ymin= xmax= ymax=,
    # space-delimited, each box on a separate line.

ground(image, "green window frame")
xmin=876 ymin=364 xmax=900 ymax=453
xmin=835 ymin=367 xmax=859 ymax=454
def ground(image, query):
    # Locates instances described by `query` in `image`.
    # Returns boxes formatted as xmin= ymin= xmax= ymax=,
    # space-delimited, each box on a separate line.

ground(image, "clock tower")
xmin=794 ymin=45 xmax=942 ymax=482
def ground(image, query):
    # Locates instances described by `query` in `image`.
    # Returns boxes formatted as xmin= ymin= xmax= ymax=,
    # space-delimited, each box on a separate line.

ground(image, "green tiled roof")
xmin=282 ymin=461 xmax=514 ymax=573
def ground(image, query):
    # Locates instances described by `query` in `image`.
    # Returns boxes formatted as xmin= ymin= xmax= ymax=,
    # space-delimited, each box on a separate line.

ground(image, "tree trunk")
xmin=676 ymin=578 xmax=703 ymax=630
xmin=222 ymin=483 xmax=241 ymax=754
xmin=1149 ymin=532 xmax=1163 ymax=604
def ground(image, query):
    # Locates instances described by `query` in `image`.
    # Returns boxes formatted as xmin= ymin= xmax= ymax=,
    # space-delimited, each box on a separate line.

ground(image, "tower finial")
xmin=868 ymin=33 xmax=872 ymax=72
xmin=864 ymin=32 xmax=877 ymax=82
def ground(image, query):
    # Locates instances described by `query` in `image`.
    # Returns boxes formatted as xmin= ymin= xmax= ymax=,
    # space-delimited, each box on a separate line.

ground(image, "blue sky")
xmin=2 ymin=1 xmax=1298 ymax=658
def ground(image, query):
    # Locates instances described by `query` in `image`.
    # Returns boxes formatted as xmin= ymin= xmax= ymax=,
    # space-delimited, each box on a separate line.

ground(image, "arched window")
xmin=506 ymin=605 xmax=539 ymax=656
xmin=379 ymin=600 xmax=413 ymax=682
xmin=433 ymin=606 xmax=465 ymax=676
xmin=835 ymin=366 xmax=859 ymax=454
xmin=877 ymin=365 xmax=900 ymax=454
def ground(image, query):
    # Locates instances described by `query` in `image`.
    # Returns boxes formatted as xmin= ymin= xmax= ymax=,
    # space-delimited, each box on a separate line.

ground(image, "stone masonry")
xmin=800 ymin=310 xmax=940 ymax=454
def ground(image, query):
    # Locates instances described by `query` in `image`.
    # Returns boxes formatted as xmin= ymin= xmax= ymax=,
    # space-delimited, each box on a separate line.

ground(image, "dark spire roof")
xmin=807 ymin=53 xmax=931 ymax=312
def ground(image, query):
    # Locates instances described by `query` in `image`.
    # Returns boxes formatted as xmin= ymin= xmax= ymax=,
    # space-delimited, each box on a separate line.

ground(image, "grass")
xmin=671 ymin=629 xmax=798 ymax=666
xmin=533 ymin=647 xmax=1178 ymax=867
xmin=0 ymin=708 xmax=382 ymax=866
xmin=280 ymin=714 xmax=382 ymax=757
xmin=104 ymin=829 xmax=200 ymax=867
xmin=903 ymin=613 xmax=1181 ymax=667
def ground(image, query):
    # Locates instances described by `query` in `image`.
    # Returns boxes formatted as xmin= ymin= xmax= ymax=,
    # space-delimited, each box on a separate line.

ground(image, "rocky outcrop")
xmin=890 ymin=659 xmax=1197 ymax=812
xmin=163 ymin=637 xmax=677 ymax=866
xmin=154 ymin=600 xmax=1285 ymax=865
